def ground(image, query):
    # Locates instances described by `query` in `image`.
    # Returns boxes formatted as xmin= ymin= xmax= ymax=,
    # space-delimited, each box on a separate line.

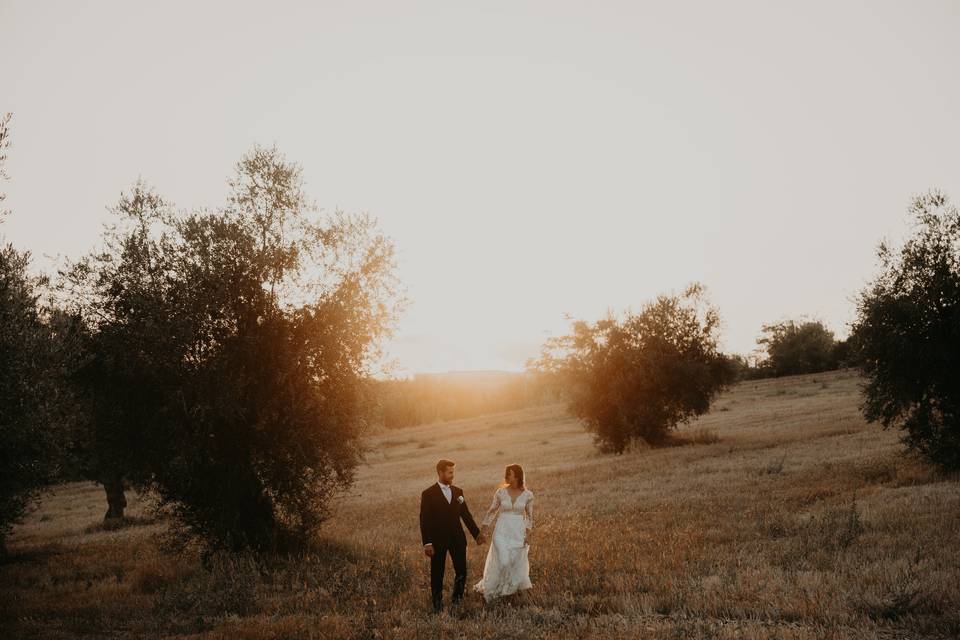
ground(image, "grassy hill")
xmin=3 ymin=369 xmax=958 ymax=639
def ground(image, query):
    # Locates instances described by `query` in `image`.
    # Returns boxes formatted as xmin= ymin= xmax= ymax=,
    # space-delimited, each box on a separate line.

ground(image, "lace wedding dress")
xmin=473 ymin=486 xmax=534 ymax=601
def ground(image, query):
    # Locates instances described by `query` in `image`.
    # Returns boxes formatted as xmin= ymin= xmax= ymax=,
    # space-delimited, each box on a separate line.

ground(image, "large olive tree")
xmin=62 ymin=145 xmax=403 ymax=550
xmin=852 ymin=190 xmax=960 ymax=471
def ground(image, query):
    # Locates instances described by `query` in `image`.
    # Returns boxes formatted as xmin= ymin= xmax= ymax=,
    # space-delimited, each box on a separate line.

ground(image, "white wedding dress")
xmin=473 ymin=487 xmax=534 ymax=601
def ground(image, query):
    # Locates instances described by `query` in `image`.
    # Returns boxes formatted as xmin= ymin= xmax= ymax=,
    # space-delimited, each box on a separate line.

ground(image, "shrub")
xmin=755 ymin=319 xmax=838 ymax=377
xmin=528 ymin=283 xmax=735 ymax=453
xmin=852 ymin=190 xmax=960 ymax=470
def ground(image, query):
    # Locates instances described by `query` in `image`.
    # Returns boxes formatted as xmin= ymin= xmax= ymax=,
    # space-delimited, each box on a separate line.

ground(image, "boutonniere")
xmin=457 ymin=495 xmax=465 ymax=504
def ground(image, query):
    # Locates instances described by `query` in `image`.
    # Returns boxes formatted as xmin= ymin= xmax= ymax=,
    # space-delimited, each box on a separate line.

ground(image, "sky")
xmin=3 ymin=1 xmax=959 ymax=377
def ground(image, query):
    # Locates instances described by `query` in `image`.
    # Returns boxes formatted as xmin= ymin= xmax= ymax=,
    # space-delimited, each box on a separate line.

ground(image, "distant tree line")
xmin=730 ymin=319 xmax=858 ymax=381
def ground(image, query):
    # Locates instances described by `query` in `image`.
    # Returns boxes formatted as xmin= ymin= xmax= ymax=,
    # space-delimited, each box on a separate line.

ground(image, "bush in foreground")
xmin=852 ymin=190 xmax=960 ymax=470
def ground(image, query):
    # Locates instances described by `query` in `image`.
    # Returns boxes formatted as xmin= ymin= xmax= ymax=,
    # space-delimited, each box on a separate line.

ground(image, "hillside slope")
xmin=4 ymin=370 xmax=959 ymax=639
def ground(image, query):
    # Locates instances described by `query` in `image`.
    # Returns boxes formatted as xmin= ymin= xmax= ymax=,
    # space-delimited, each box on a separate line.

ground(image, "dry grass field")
xmin=3 ymin=369 xmax=959 ymax=639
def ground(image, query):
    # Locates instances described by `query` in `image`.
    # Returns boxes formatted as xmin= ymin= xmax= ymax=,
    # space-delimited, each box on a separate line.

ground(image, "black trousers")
xmin=430 ymin=540 xmax=467 ymax=607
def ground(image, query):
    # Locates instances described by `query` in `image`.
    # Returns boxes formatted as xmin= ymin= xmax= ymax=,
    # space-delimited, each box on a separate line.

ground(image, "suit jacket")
xmin=419 ymin=483 xmax=480 ymax=548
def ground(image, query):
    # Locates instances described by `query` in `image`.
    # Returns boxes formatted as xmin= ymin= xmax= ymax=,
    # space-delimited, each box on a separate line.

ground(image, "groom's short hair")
xmin=436 ymin=459 xmax=455 ymax=473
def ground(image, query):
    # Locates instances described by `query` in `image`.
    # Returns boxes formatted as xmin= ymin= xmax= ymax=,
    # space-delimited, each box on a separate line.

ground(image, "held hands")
xmin=476 ymin=531 xmax=487 ymax=545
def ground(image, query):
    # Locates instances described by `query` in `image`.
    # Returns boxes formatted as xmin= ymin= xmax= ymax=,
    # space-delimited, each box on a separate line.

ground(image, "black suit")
xmin=419 ymin=483 xmax=480 ymax=608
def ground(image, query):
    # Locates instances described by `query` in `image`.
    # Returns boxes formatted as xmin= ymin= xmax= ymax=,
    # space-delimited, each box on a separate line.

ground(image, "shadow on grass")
xmin=136 ymin=536 xmax=414 ymax=636
xmin=0 ymin=540 xmax=63 ymax=566
xmin=82 ymin=515 xmax=158 ymax=534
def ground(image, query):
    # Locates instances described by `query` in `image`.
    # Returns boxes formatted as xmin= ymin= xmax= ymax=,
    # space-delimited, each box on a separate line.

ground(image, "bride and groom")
xmin=419 ymin=458 xmax=534 ymax=612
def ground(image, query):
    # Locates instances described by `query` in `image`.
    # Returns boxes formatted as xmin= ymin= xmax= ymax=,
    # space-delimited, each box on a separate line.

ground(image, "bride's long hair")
xmin=499 ymin=463 xmax=526 ymax=490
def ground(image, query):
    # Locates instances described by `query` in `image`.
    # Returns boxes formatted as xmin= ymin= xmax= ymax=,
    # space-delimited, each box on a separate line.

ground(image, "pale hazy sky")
xmin=3 ymin=1 xmax=959 ymax=376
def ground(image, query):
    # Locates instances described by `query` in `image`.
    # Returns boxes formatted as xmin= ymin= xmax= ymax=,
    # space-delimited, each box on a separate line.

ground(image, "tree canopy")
xmin=852 ymin=190 xmax=960 ymax=470
xmin=60 ymin=145 xmax=404 ymax=550
xmin=756 ymin=319 xmax=837 ymax=377
xmin=528 ymin=283 xmax=735 ymax=453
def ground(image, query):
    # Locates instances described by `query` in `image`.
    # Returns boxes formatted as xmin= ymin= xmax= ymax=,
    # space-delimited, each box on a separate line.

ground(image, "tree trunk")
xmin=103 ymin=475 xmax=127 ymax=520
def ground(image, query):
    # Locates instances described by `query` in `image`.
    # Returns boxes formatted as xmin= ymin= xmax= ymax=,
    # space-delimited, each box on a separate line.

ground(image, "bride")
xmin=473 ymin=463 xmax=534 ymax=603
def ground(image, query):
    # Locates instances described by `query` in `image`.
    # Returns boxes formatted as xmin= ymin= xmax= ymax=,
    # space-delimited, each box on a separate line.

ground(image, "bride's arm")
xmin=523 ymin=493 xmax=534 ymax=540
xmin=479 ymin=489 xmax=501 ymax=529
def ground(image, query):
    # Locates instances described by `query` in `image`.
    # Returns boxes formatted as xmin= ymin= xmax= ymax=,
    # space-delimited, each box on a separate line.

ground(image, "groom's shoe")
xmin=431 ymin=596 xmax=443 ymax=614
xmin=452 ymin=575 xmax=467 ymax=601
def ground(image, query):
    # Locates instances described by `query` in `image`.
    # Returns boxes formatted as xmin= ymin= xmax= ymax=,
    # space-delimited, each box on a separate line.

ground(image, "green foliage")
xmin=0 ymin=114 xmax=81 ymax=553
xmin=831 ymin=336 xmax=859 ymax=368
xmin=756 ymin=319 xmax=837 ymax=377
xmin=725 ymin=353 xmax=769 ymax=381
xmin=528 ymin=283 xmax=736 ymax=453
xmin=0 ymin=246 xmax=63 ymax=553
xmin=61 ymin=145 xmax=403 ymax=550
xmin=852 ymin=190 xmax=960 ymax=470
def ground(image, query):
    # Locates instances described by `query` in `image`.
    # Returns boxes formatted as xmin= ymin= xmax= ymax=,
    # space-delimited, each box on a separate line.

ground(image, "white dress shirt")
xmin=438 ymin=480 xmax=452 ymax=504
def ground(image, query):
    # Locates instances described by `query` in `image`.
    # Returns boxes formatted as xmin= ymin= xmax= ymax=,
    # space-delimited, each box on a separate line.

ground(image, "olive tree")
xmin=0 ymin=113 xmax=77 ymax=555
xmin=756 ymin=319 xmax=837 ymax=377
xmin=61 ymin=145 xmax=404 ymax=550
xmin=529 ymin=283 xmax=736 ymax=453
xmin=852 ymin=190 xmax=960 ymax=470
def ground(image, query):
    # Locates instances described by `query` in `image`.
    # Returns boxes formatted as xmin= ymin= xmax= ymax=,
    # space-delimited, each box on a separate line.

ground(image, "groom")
xmin=420 ymin=459 xmax=485 ymax=612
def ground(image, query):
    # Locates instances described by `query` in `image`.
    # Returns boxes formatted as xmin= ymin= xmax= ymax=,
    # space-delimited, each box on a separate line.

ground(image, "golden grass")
xmin=3 ymin=369 xmax=959 ymax=639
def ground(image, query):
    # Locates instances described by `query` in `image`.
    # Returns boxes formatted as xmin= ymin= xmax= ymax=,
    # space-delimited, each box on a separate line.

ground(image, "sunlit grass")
xmin=3 ymin=370 xmax=959 ymax=639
